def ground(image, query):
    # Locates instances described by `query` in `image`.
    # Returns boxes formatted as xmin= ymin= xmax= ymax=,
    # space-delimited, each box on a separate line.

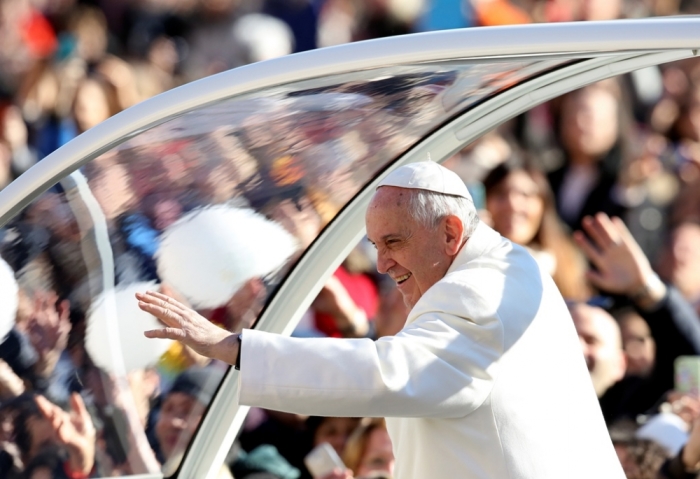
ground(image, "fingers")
xmin=139 ymin=302 xmax=180 ymax=328
xmin=138 ymin=291 xmax=187 ymax=312
xmin=137 ymin=294 xmax=186 ymax=328
xmin=584 ymin=269 xmax=604 ymax=288
xmin=35 ymin=394 xmax=57 ymax=420
xmin=612 ymin=216 xmax=636 ymax=247
xmin=70 ymin=393 xmax=90 ymax=423
xmin=581 ymin=214 xmax=621 ymax=250
xmin=573 ymin=230 xmax=603 ymax=267
xmin=144 ymin=328 xmax=186 ymax=340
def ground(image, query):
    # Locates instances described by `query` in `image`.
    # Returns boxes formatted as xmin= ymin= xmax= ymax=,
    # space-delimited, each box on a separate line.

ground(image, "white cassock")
xmin=238 ymin=222 xmax=625 ymax=479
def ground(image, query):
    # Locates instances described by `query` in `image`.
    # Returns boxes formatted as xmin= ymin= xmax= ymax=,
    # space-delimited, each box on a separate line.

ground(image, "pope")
xmin=137 ymin=161 xmax=624 ymax=479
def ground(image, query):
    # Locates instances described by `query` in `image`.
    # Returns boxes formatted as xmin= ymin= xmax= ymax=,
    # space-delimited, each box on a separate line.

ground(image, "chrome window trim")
xmin=180 ymin=48 xmax=698 ymax=479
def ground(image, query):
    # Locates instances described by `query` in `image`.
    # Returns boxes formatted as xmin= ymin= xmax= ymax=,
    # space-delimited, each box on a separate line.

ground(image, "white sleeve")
xmin=238 ymin=302 xmax=503 ymax=419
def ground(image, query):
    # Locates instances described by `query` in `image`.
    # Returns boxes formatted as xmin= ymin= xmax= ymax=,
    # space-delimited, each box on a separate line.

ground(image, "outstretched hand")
xmin=35 ymin=393 xmax=96 ymax=475
xmin=137 ymin=290 xmax=238 ymax=364
xmin=573 ymin=213 xmax=654 ymax=296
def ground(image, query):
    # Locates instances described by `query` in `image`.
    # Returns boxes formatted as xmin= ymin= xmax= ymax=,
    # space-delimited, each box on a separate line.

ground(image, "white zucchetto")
xmin=377 ymin=161 xmax=472 ymax=200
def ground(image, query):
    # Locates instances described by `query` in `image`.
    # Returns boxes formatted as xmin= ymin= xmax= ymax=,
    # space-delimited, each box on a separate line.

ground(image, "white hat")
xmin=377 ymin=161 xmax=472 ymax=200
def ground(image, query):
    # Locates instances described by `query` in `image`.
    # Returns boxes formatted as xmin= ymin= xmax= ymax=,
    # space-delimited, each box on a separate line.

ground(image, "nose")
xmin=375 ymin=250 xmax=395 ymax=275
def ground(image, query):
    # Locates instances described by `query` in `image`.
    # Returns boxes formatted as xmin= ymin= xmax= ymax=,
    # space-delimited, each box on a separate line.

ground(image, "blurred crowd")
xmin=0 ymin=0 xmax=700 ymax=479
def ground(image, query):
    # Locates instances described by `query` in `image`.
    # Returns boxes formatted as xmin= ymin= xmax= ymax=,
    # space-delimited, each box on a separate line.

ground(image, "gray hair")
xmin=405 ymin=189 xmax=479 ymax=239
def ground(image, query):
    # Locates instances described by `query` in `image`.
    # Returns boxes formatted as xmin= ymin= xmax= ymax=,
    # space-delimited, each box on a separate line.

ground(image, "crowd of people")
xmin=0 ymin=0 xmax=700 ymax=478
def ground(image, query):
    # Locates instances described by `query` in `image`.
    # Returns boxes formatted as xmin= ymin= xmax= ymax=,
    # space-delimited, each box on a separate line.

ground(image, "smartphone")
xmin=674 ymin=356 xmax=700 ymax=396
xmin=304 ymin=442 xmax=345 ymax=478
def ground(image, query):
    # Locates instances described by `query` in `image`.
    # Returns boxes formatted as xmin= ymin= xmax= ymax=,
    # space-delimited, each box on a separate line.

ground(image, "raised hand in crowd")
xmin=574 ymin=213 xmax=666 ymax=309
xmin=312 ymin=275 xmax=369 ymax=338
xmin=35 ymin=393 xmax=96 ymax=476
xmin=681 ymin=417 xmax=700 ymax=475
xmin=656 ymin=394 xmax=700 ymax=478
xmin=24 ymin=292 xmax=71 ymax=378
xmin=0 ymin=359 xmax=24 ymax=401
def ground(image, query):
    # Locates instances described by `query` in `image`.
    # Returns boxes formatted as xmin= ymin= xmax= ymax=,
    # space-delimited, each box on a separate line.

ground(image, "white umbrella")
xmin=0 ymin=257 xmax=18 ymax=341
xmin=86 ymin=281 xmax=173 ymax=374
xmin=156 ymin=206 xmax=298 ymax=309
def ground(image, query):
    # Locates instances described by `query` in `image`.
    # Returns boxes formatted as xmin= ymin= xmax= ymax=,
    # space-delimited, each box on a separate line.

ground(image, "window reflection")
xmin=0 ymin=57 xmax=569 ymax=477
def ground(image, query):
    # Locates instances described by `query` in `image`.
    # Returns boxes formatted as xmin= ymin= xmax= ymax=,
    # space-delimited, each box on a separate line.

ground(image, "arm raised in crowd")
xmin=35 ymin=393 xmax=96 ymax=477
xmin=574 ymin=213 xmax=700 ymax=360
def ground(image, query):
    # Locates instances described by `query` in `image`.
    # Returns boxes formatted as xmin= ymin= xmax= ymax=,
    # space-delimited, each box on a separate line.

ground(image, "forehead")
xmin=366 ymin=187 xmax=415 ymax=238
xmin=572 ymin=306 xmax=619 ymax=340
xmin=495 ymin=170 xmax=539 ymax=193
xmin=162 ymin=392 xmax=199 ymax=410
xmin=369 ymin=186 xmax=412 ymax=209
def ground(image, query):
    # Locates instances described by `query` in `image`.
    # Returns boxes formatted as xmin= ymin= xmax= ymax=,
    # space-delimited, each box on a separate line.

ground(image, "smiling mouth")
xmin=396 ymin=273 xmax=411 ymax=284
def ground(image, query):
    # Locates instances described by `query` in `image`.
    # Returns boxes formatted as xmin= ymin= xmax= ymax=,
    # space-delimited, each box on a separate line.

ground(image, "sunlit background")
xmin=1 ymin=1 xmax=700 ymax=479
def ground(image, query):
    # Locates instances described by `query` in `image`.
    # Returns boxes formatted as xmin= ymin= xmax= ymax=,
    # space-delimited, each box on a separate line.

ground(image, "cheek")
xmin=486 ymin=196 xmax=508 ymax=220
xmin=524 ymin=200 xmax=544 ymax=229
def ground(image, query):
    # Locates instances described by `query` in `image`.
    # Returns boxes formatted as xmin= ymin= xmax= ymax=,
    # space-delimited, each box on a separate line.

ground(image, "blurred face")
xmin=666 ymin=223 xmax=700 ymax=300
xmin=155 ymin=393 xmax=205 ymax=460
xmin=486 ymin=170 xmax=544 ymax=246
xmin=153 ymin=199 xmax=182 ymax=231
xmin=366 ymin=187 xmax=461 ymax=309
xmin=73 ymin=79 xmax=111 ymax=132
xmin=619 ymin=312 xmax=655 ymax=378
xmin=314 ymin=417 xmax=360 ymax=455
xmin=356 ymin=428 xmax=395 ymax=477
xmin=571 ymin=304 xmax=626 ymax=397
xmin=562 ymin=87 xmax=619 ymax=161
xmin=580 ymin=0 xmax=621 ymax=20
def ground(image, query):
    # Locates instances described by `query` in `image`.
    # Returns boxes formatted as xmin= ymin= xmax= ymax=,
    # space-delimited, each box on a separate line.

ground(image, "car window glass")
xmin=0 ymin=57 xmax=571 ymax=477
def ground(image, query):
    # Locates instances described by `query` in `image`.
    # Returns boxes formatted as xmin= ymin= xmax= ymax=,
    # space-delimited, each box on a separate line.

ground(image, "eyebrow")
xmin=369 ymin=233 xmax=402 ymax=245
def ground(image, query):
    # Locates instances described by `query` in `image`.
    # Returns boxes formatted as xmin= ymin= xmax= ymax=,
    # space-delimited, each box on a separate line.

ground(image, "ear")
xmin=443 ymin=215 xmax=464 ymax=256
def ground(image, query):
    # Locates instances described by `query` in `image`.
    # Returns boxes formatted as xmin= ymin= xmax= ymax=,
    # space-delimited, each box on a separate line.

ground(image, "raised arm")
xmin=574 ymin=213 xmax=700 ymax=355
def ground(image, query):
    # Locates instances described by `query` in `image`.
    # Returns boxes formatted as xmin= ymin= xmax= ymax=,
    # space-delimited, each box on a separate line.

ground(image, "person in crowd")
xmin=240 ymin=413 xmax=359 ymax=479
xmin=569 ymin=302 xmax=627 ymax=398
xmin=149 ymin=367 xmax=224 ymax=467
xmin=1 ymin=392 xmax=96 ymax=479
xmin=310 ymin=417 xmax=361 ymax=458
xmin=139 ymin=161 xmax=624 ymax=478
xmin=657 ymin=220 xmax=700 ymax=314
xmin=548 ymin=80 xmax=629 ymax=231
xmin=615 ymin=307 xmax=656 ymax=378
xmin=574 ymin=213 xmax=700 ymax=423
xmin=312 ymin=261 xmax=378 ymax=339
xmin=483 ymin=157 xmax=591 ymax=300
xmin=660 ymin=409 xmax=700 ymax=478
xmin=342 ymin=418 xmax=394 ymax=479
xmin=611 ymin=431 xmax=669 ymax=479
xmin=0 ymin=289 xmax=79 ymax=409
xmin=120 ymin=192 xmax=184 ymax=281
